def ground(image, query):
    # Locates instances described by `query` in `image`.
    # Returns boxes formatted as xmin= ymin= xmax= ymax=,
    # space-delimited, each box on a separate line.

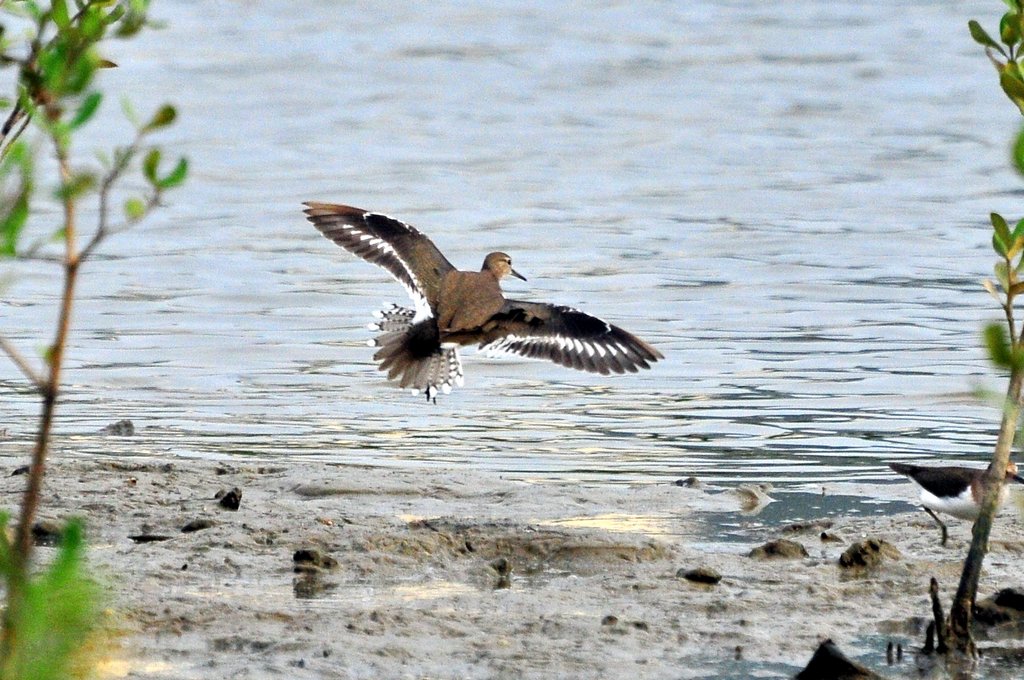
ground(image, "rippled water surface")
xmin=2 ymin=1 xmax=1019 ymax=493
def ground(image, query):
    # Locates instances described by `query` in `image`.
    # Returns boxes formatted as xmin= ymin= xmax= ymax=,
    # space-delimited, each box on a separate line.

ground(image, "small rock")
xmin=293 ymin=548 xmax=339 ymax=573
xmin=600 ymin=615 xmax=618 ymax=626
xmin=490 ymin=557 xmax=512 ymax=589
xmin=975 ymin=587 xmax=1024 ymax=626
xmin=783 ymin=519 xmax=833 ymax=534
xmin=215 ymin=487 xmax=242 ymax=511
xmin=673 ymin=476 xmax=701 ymax=488
xmin=181 ymin=518 xmax=216 ymax=533
xmin=748 ymin=538 xmax=808 ymax=560
xmin=795 ymin=638 xmax=882 ymax=679
xmin=677 ymin=566 xmax=722 ymax=585
xmin=820 ymin=531 xmax=843 ymax=543
xmin=31 ymin=521 xmax=64 ymax=547
xmin=631 ymin=621 xmax=649 ymax=632
xmin=128 ymin=533 xmax=173 ymax=543
xmin=11 ymin=466 xmax=28 ymax=476
xmin=838 ymin=538 xmax=901 ymax=571
xmin=99 ymin=419 xmax=134 ymax=436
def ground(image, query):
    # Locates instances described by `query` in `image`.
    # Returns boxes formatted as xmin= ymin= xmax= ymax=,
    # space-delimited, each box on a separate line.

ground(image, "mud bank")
xmin=8 ymin=455 xmax=1024 ymax=679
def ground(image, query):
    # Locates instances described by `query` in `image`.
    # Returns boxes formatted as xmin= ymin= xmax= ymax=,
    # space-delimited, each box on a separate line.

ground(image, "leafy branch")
xmin=0 ymin=0 xmax=187 ymax=673
xmin=943 ymin=0 xmax=1024 ymax=659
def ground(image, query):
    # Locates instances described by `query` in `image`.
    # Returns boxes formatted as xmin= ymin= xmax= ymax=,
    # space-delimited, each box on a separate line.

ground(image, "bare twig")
xmin=80 ymin=138 xmax=150 ymax=262
xmin=0 ymin=112 xmax=31 ymax=160
xmin=0 ymin=337 xmax=43 ymax=391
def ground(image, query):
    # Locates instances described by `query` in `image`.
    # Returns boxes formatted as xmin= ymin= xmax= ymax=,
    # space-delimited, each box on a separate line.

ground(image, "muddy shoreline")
xmin=9 ymin=454 xmax=1024 ymax=678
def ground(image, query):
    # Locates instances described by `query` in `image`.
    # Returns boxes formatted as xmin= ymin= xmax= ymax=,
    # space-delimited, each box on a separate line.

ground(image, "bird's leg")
xmin=924 ymin=508 xmax=948 ymax=546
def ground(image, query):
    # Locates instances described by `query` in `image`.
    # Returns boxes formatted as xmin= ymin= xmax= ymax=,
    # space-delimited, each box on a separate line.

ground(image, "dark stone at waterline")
xmin=794 ymin=638 xmax=882 ymax=679
xmin=838 ymin=539 xmax=900 ymax=571
xmin=129 ymin=533 xmax=172 ymax=543
xmin=490 ymin=556 xmax=512 ymax=589
xmin=181 ymin=518 xmax=216 ymax=533
xmin=11 ymin=465 xmax=28 ymax=476
xmin=975 ymin=588 xmax=1024 ymax=626
xmin=677 ymin=566 xmax=721 ymax=584
xmin=216 ymin=487 xmax=242 ymax=511
xmin=748 ymin=539 xmax=808 ymax=560
xmin=99 ymin=419 xmax=134 ymax=436
xmin=293 ymin=548 xmax=339 ymax=573
xmin=31 ymin=520 xmax=64 ymax=546
xmin=673 ymin=476 xmax=701 ymax=488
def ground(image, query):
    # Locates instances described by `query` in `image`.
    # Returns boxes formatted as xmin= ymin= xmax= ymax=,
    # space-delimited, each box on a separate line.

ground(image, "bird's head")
xmin=482 ymin=252 xmax=527 ymax=281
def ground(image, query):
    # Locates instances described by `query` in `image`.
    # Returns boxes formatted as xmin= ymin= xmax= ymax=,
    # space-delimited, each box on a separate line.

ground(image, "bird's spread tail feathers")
xmin=368 ymin=305 xmax=463 ymax=400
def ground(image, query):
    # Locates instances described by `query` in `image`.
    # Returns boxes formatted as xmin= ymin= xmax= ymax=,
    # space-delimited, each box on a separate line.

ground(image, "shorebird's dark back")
xmin=304 ymin=202 xmax=663 ymax=400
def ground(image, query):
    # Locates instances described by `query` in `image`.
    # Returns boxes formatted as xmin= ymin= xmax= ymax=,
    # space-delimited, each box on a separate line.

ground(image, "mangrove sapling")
xmin=0 ymin=0 xmax=186 ymax=674
xmin=927 ymin=1 xmax=1024 ymax=659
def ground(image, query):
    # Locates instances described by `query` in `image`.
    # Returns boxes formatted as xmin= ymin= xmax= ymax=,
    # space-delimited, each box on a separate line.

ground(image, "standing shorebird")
xmin=304 ymin=203 xmax=663 ymax=400
xmin=889 ymin=461 xmax=1024 ymax=546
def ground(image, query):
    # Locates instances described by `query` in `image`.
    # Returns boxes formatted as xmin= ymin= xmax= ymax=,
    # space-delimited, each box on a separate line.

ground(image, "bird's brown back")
xmin=437 ymin=270 xmax=505 ymax=334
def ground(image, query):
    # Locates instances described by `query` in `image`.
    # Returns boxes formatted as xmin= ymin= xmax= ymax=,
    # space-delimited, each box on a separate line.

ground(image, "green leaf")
xmin=996 ymin=259 xmax=1011 ymax=288
xmin=156 ymin=157 xmax=187 ymax=189
xmin=56 ymin=172 xmax=96 ymax=200
xmin=1013 ymin=126 xmax=1024 ymax=178
xmin=142 ymin=104 xmax=176 ymax=132
xmin=123 ymin=197 xmax=145 ymax=220
xmin=1001 ymin=12 xmax=1020 ymax=45
xmin=994 ymin=232 xmax=1009 ymax=257
xmin=69 ymin=91 xmax=102 ymax=130
xmin=142 ymin=148 xmax=160 ymax=184
xmin=0 ymin=517 xmax=101 ymax=680
xmin=51 ymin=0 xmax=70 ymax=30
xmin=992 ymin=212 xmax=1013 ymax=251
xmin=970 ymin=19 xmax=1008 ymax=55
xmin=984 ymin=322 xmax=1015 ymax=368
xmin=1008 ymin=234 xmax=1024 ymax=261
xmin=0 ymin=193 xmax=29 ymax=257
xmin=121 ymin=96 xmax=140 ymax=127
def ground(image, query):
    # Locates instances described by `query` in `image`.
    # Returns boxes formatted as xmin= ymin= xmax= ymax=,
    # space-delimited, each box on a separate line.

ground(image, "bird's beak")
xmin=511 ymin=268 xmax=527 ymax=282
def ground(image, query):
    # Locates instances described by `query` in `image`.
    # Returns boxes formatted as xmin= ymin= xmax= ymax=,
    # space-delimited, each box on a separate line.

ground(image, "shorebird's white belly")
xmin=919 ymin=485 xmax=1008 ymax=521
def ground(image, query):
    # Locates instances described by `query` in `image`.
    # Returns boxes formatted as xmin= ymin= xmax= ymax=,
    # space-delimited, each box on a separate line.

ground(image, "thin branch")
xmin=80 ymin=137 xmax=154 ymax=263
xmin=0 ymin=112 xmax=32 ymax=160
xmin=0 ymin=337 xmax=43 ymax=391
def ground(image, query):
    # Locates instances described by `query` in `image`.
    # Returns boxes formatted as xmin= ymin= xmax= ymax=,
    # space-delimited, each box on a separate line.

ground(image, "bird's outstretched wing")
xmin=304 ymin=203 xmax=456 ymax=316
xmin=477 ymin=299 xmax=663 ymax=375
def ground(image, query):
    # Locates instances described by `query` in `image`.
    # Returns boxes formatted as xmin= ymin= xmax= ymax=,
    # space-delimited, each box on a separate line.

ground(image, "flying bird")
xmin=304 ymin=202 xmax=663 ymax=400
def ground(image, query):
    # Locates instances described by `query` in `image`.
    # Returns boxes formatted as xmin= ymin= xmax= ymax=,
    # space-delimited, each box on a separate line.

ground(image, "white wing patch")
xmin=339 ymin=214 xmax=433 ymax=321
xmin=482 ymin=334 xmax=633 ymax=361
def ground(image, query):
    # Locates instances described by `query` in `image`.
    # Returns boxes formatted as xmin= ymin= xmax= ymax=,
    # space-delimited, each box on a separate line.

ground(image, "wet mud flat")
xmin=10 ymin=455 xmax=1024 ymax=679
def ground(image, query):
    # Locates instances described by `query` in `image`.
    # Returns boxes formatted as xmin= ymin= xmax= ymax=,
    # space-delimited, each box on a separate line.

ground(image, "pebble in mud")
xmin=181 ymin=518 xmax=217 ymax=533
xmin=975 ymin=588 xmax=1024 ymax=625
xmin=215 ymin=487 xmax=242 ymax=511
xmin=677 ymin=566 xmax=722 ymax=585
xmin=293 ymin=548 xmax=339 ymax=573
xmin=748 ymin=539 xmax=808 ymax=560
xmin=31 ymin=520 xmax=64 ymax=546
xmin=838 ymin=538 xmax=900 ymax=572
xmin=99 ymin=419 xmax=135 ymax=436
xmin=490 ymin=556 xmax=512 ymax=589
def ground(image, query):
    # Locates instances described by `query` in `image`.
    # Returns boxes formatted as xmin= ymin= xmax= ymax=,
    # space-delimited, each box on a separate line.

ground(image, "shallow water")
xmin=1 ymin=1 xmax=1019 ymax=496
